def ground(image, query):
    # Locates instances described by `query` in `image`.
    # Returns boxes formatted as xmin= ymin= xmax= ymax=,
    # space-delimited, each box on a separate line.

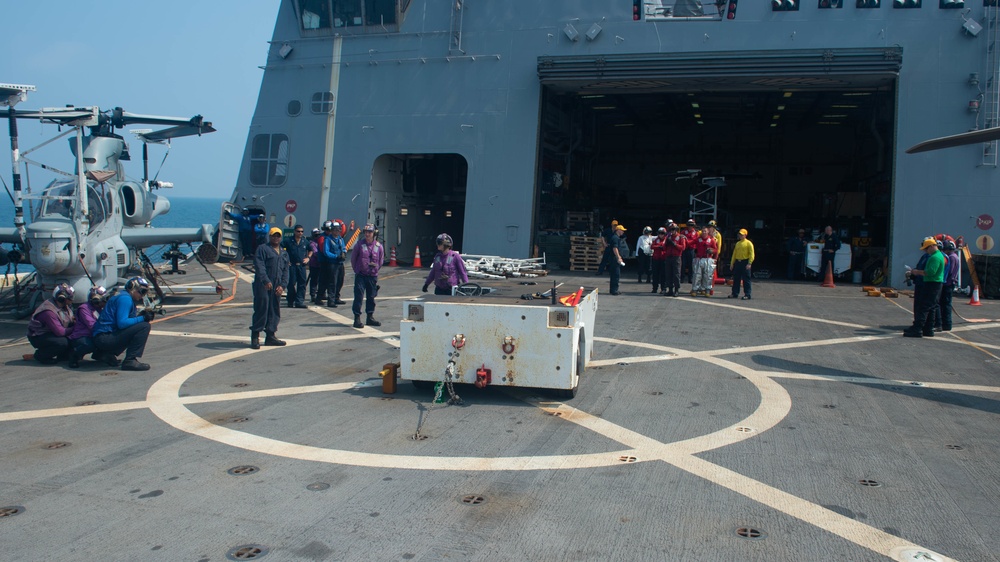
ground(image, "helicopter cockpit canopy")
xmin=32 ymin=180 xmax=110 ymax=232
xmin=33 ymin=181 xmax=76 ymax=221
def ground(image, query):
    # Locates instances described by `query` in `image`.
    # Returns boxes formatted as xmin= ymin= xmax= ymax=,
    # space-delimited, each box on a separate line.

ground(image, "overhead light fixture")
xmin=691 ymin=102 xmax=700 ymax=108
xmin=563 ymin=23 xmax=580 ymax=41
xmin=832 ymin=104 xmax=858 ymax=108
xmin=614 ymin=123 xmax=634 ymax=127
xmin=970 ymin=99 xmax=981 ymax=112
xmin=592 ymin=105 xmax=617 ymax=110
xmin=783 ymin=92 xmax=793 ymax=98
xmin=969 ymin=73 xmax=980 ymax=87
xmin=777 ymin=105 xmax=786 ymax=111
xmin=400 ymin=208 xmax=408 ymax=216
xmin=424 ymin=209 xmax=432 ymax=216
xmin=580 ymin=94 xmax=605 ymax=99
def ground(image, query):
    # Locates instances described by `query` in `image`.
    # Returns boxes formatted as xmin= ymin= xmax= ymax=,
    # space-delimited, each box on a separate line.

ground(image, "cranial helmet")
xmin=363 ymin=224 xmax=376 ymax=232
xmin=125 ymin=277 xmax=151 ymax=293
xmin=943 ymin=240 xmax=957 ymax=252
xmin=322 ymin=220 xmax=333 ymax=231
xmin=436 ymin=233 xmax=454 ymax=247
xmin=88 ymin=286 xmax=108 ymax=303
xmin=657 ymin=227 xmax=667 ymax=234
xmin=643 ymin=226 xmax=652 ymax=233
xmin=53 ymin=283 xmax=75 ymax=301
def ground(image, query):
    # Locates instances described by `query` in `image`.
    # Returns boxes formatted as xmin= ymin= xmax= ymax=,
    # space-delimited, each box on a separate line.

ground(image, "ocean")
xmin=0 ymin=196 xmax=227 ymax=272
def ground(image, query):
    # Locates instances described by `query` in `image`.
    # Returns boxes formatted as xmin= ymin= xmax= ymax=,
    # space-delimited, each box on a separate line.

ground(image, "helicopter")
xmin=0 ymin=83 xmax=219 ymax=308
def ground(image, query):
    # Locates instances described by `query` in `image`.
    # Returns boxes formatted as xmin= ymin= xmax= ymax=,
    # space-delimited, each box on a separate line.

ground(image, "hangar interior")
xmin=533 ymin=52 xmax=899 ymax=280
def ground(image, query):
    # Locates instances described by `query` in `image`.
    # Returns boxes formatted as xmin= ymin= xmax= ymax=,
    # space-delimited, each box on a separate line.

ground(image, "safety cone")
xmin=413 ymin=246 xmax=422 ymax=268
xmin=389 ymin=246 xmax=398 ymax=267
xmin=821 ymin=266 xmax=836 ymax=288
xmin=969 ymin=284 xmax=982 ymax=306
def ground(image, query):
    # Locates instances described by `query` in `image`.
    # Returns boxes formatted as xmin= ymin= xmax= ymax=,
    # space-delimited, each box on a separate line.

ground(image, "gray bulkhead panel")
xmin=233 ymin=0 xmax=999 ymax=284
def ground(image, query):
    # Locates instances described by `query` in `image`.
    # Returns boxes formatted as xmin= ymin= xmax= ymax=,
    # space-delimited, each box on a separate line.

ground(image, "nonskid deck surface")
xmin=0 ymin=262 xmax=997 ymax=561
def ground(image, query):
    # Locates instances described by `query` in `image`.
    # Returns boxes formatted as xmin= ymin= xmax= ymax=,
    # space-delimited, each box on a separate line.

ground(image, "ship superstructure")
xmin=231 ymin=0 xmax=1000 ymax=283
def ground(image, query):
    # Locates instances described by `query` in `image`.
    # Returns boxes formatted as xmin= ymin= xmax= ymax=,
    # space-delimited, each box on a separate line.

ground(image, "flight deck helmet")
xmin=436 ymin=233 xmax=453 ymax=248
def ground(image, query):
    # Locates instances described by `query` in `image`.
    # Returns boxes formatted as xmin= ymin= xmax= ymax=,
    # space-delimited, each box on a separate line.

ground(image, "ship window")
xmin=856 ymin=0 xmax=880 ymax=7
xmin=642 ymin=0 xmax=724 ymax=21
xmin=892 ymin=0 xmax=920 ymax=6
xmin=288 ymin=100 xmax=302 ymax=116
xmin=312 ymin=92 xmax=335 ymax=114
xmin=250 ymin=134 xmax=289 ymax=187
xmin=332 ymin=0 xmax=396 ymax=27
xmin=299 ymin=0 xmax=331 ymax=29
xmin=818 ymin=0 xmax=843 ymax=8
xmin=772 ymin=0 xmax=800 ymax=9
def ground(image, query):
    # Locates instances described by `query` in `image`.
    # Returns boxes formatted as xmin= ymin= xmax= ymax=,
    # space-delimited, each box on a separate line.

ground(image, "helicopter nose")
xmin=26 ymin=222 xmax=76 ymax=275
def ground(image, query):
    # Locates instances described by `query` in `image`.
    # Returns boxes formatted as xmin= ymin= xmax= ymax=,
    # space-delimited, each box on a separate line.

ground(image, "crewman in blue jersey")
xmin=92 ymin=277 xmax=154 ymax=371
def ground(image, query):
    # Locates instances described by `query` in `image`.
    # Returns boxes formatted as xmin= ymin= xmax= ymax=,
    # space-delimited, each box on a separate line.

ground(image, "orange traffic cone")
xmin=389 ymin=246 xmax=398 ymax=267
xmin=969 ymin=284 xmax=982 ymax=306
xmin=413 ymin=246 xmax=422 ymax=268
xmin=821 ymin=265 xmax=836 ymax=288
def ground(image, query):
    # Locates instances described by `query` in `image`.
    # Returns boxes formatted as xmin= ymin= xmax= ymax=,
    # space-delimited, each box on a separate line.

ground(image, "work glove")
xmin=141 ymin=308 xmax=155 ymax=322
xmin=422 ymin=284 xmax=429 ymax=293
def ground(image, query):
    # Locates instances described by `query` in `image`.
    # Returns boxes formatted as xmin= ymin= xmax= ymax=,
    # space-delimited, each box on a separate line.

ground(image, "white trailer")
xmin=399 ymin=284 xmax=598 ymax=398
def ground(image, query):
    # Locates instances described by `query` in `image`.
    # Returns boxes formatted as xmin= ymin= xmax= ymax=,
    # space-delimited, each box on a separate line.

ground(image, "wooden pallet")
xmin=569 ymin=265 xmax=598 ymax=272
xmin=570 ymin=235 xmax=602 ymax=246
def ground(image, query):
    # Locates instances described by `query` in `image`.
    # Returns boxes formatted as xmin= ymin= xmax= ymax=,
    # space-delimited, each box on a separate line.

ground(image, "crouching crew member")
xmin=27 ymin=283 xmax=76 ymax=364
xmin=68 ymin=286 xmax=109 ymax=368
xmin=93 ymin=277 xmax=154 ymax=371
xmin=251 ymin=227 xmax=290 ymax=349
xmin=422 ymin=233 xmax=469 ymax=295
xmin=351 ymin=224 xmax=384 ymax=328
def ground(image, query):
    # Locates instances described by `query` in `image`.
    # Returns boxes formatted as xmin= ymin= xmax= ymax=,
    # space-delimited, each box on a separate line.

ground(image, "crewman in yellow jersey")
xmin=728 ymin=228 xmax=754 ymax=300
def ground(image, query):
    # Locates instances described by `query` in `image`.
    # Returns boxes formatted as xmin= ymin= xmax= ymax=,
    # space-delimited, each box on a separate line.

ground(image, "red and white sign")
xmin=284 ymin=214 xmax=297 ymax=228
xmin=976 ymin=214 xmax=993 ymax=230
xmin=285 ymin=199 xmax=297 ymax=213
xmin=976 ymin=234 xmax=994 ymax=252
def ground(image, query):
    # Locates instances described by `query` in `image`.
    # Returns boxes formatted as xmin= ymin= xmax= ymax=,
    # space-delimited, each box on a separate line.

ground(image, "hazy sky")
xmin=0 ymin=1 xmax=280 ymax=200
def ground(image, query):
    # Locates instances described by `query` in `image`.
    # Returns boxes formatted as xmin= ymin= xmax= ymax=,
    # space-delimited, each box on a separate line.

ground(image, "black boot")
xmin=263 ymin=333 xmax=286 ymax=346
xmin=366 ymin=314 xmax=382 ymax=327
xmin=250 ymin=331 xmax=260 ymax=349
xmin=353 ymin=314 xmax=364 ymax=328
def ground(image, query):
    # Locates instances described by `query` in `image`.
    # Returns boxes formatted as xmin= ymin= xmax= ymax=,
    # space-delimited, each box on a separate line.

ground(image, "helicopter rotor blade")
xmin=138 ymin=123 xmax=217 ymax=142
xmin=906 ymin=126 xmax=1000 ymax=154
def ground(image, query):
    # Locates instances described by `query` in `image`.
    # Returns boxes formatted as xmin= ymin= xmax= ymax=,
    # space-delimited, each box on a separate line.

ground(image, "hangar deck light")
xmin=691 ymin=102 xmax=701 ymax=108
xmin=592 ymin=105 xmax=617 ymax=110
